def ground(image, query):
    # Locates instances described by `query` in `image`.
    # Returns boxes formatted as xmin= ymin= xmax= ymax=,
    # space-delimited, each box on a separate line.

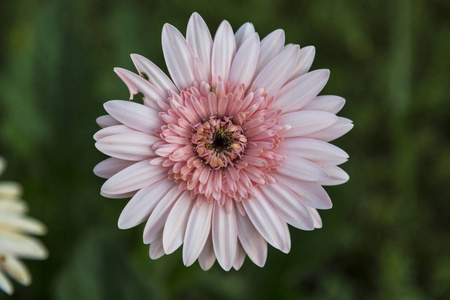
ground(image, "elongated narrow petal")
xmin=162 ymin=24 xmax=198 ymax=90
xmin=212 ymin=202 xmax=237 ymax=271
xmin=274 ymin=69 xmax=330 ymax=113
xmin=183 ymin=201 xmax=214 ymax=266
xmin=277 ymin=154 xmax=330 ymax=182
xmin=319 ymin=166 xmax=350 ymax=186
xmin=94 ymin=158 xmax=135 ymax=179
xmin=187 ymin=12 xmax=213 ymax=81
xmin=211 ymin=21 xmax=236 ymax=85
xmin=233 ymin=243 xmax=246 ymax=270
xmin=96 ymin=133 xmax=159 ymax=161
xmin=131 ymin=53 xmax=178 ymax=96
xmin=96 ymin=115 xmax=120 ymax=128
xmin=307 ymin=207 xmax=323 ymax=228
xmin=149 ymin=238 xmax=165 ymax=260
xmin=280 ymin=110 xmax=338 ymax=138
xmin=2 ymin=256 xmax=31 ymax=286
xmin=93 ymin=125 xmax=138 ymax=141
xmin=198 ymin=233 xmax=215 ymax=270
xmin=235 ymin=22 xmax=255 ymax=49
xmin=286 ymin=46 xmax=315 ymax=82
xmin=236 ymin=213 xmax=267 ymax=267
xmin=304 ymin=117 xmax=353 ymax=142
xmin=0 ymin=273 xmax=13 ymax=295
xmin=228 ymin=33 xmax=260 ymax=89
xmin=255 ymin=29 xmax=285 ymax=75
xmin=302 ymin=95 xmax=346 ymax=114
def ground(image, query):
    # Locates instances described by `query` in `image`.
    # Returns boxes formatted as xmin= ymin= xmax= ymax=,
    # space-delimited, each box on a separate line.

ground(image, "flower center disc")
xmin=192 ymin=117 xmax=247 ymax=169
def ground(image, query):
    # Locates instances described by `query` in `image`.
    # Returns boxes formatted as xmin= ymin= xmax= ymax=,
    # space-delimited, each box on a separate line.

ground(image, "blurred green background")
xmin=1 ymin=0 xmax=450 ymax=299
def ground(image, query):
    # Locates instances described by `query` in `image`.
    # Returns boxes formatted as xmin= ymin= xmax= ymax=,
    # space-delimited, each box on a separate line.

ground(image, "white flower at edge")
xmin=0 ymin=157 xmax=48 ymax=295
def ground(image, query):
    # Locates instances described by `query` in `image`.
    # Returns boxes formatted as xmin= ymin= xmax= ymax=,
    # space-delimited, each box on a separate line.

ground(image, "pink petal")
xmin=93 ymin=158 xmax=135 ymax=179
xmin=103 ymin=100 xmax=162 ymax=133
xmin=163 ymin=192 xmax=194 ymax=254
xmin=100 ymin=191 xmax=136 ymax=199
xmin=302 ymin=95 xmax=346 ymax=114
xmin=306 ymin=207 xmax=323 ymax=228
xmin=319 ymin=166 xmax=350 ymax=186
xmin=96 ymin=115 xmax=120 ymax=128
xmin=96 ymin=133 xmax=159 ymax=161
xmin=280 ymin=219 xmax=291 ymax=253
xmin=280 ymin=110 xmax=338 ymax=137
xmin=251 ymin=44 xmax=300 ymax=97
xmin=118 ymin=179 xmax=175 ymax=229
xmin=233 ymin=242 xmax=246 ymax=270
xmin=93 ymin=125 xmax=138 ymax=141
xmin=234 ymin=22 xmax=255 ymax=49
xmin=101 ymin=160 xmax=167 ymax=195
xmin=277 ymin=154 xmax=330 ymax=182
xmin=279 ymin=137 xmax=349 ymax=166
xmin=149 ymin=238 xmax=165 ymax=260
xmin=272 ymin=173 xmax=332 ymax=209
xmin=162 ymin=24 xmax=198 ymax=90
xmin=274 ymin=69 xmax=330 ymax=113
xmin=130 ymin=53 xmax=178 ymax=97
xmin=198 ymin=233 xmax=215 ymax=270
xmin=212 ymin=202 xmax=237 ymax=271
xmin=183 ymin=201 xmax=214 ymax=266
xmin=143 ymin=188 xmax=185 ymax=244
xmin=242 ymin=189 xmax=286 ymax=251
xmin=236 ymin=213 xmax=267 ymax=267
xmin=186 ymin=12 xmax=213 ymax=81
xmin=211 ymin=21 xmax=236 ymax=85
xmin=255 ymin=29 xmax=285 ymax=76
xmin=286 ymin=46 xmax=315 ymax=83
xmin=228 ymin=33 xmax=260 ymax=89
xmin=260 ymin=183 xmax=314 ymax=230
xmin=304 ymin=117 xmax=353 ymax=142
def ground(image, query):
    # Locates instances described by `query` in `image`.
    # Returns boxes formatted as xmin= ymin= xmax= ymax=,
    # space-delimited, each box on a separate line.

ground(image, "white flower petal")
xmin=95 ymin=133 xmax=159 ymax=161
xmin=103 ymin=100 xmax=162 ymax=133
xmin=304 ymin=117 xmax=353 ymax=142
xmin=281 ymin=110 xmax=338 ymax=138
xmin=319 ymin=166 xmax=350 ymax=186
xmin=118 ymin=179 xmax=175 ymax=229
xmin=306 ymin=207 xmax=323 ymax=228
xmin=0 ymin=200 xmax=27 ymax=215
xmin=93 ymin=158 xmax=135 ymax=179
xmin=211 ymin=20 xmax=236 ymax=85
xmin=198 ymin=233 xmax=215 ymax=270
xmin=149 ymin=238 xmax=165 ymax=260
xmin=212 ymin=202 xmax=237 ymax=271
xmin=236 ymin=213 xmax=267 ymax=267
xmin=255 ymin=29 xmax=285 ymax=76
xmin=93 ymin=125 xmax=139 ymax=141
xmin=242 ymin=189 xmax=286 ymax=251
xmin=279 ymin=137 xmax=349 ymax=166
xmin=0 ymin=182 xmax=22 ymax=199
xmin=228 ymin=33 xmax=260 ymax=89
xmin=101 ymin=160 xmax=167 ymax=195
xmin=96 ymin=115 xmax=121 ymax=128
xmin=280 ymin=219 xmax=291 ymax=253
xmin=0 ymin=232 xmax=48 ymax=259
xmin=277 ymin=154 xmax=330 ymax=182
xmin=233 ymin=242 xmax=246 ymax=270
xmin=187 ymin=12 xmax=213 ymax=81
xmin=162 ymin=24 xmax=199 ymax=90
xmin=0 ymin=215 xmax=46 ymax=235
xmin=2 ymin=255 xmax=31 ymax=286
xmin=234 ymin=22 xmax=255 ymax=49
xmin=130 ymin=53 xmax=178 ymax=97
xmin=183 ymin=201 xmax=213 ymax=266
xmin=302 ymin=95 xmax=346 ymax=114
xmin=286 ymin=46 xmax=315 ymax=83
xmin=274 ymin=69 xmax=330 ymax=113
xmin=0 ymin=272 xmax=13 ymax=295
xmin=251 ymin=44 xmax=300 ymax=96
xmin=260 ymin=183 xmax=314 ymax=230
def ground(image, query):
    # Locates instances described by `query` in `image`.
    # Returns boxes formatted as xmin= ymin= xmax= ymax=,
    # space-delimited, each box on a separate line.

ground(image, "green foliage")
xmin=0 ymin=0 xmax=449 ymax=299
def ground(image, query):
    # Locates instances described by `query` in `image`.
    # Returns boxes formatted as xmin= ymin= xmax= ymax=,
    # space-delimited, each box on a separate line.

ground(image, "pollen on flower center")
xmin=192 ymin=117 xmax=247 ymax=169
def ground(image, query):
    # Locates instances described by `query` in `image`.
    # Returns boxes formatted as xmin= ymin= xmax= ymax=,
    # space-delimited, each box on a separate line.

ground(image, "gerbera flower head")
xmin=94 ymin=12 xmax=353 ymax=271
xmin=0 ymin=157 xmax=48 ymax=295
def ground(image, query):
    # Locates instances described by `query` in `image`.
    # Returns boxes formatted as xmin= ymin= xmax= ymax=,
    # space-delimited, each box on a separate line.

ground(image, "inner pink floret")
xmin=157 ymin=80 xmax=287 ymax=206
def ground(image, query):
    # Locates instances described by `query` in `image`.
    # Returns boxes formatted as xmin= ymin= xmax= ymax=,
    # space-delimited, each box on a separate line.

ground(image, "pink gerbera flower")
xmin=94 ymin=12 xmax=353 ymax=271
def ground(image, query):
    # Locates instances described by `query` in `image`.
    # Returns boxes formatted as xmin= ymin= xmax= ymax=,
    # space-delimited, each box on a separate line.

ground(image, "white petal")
xmin=302 ymin=95 xmax=346 ymax=114
xmin=130 ymin=53 xmax=178 ymax=97
xmin=236 ymin=213 xmax=267 ymax=267
xmin=272 ymin=173 xmax=332 ymax=209
xmin=306 ymin=207 xmax=323 ymax=228
xmin=255 ymin=29 xmax=285 ymax=75
xmin=235 ymin=22 xmax=255 ymax=49
xmin=186 ymin=12 xmax=213 ymax=81
xmin=251 ymin=44 xmax=299 ymax=97
xmin=280 ymin=111 xmax=338 ymax=138
xmin=162 ymin=192 xmax=194 ymax=254
xmin=183 ymin=201 xmax=213 ymax=266
xmin=233 ymin=243 xmax=246 ymax=270
xmin=0 ymin=272 xmax=13 ymax=295
xmin=118 ymin=179 xmax=175 ymax=229
xmin=94 ymin=158 xmax=135 ymax=179
xmin=96 ymin=115 xmax=121 ymax=128
xmin=280 ymin=219 xmax=291 ymax=253
xmin=143 ymin=188 xmax=185 ymax=244
xmin=286 ymin=46 xmax=315 ymax=82
xmin=0 ymin=232 xmax=48 ymax=259
xmin=0 ymin=215 xmax=47 ymax=235
xmin=260 ymin=183 xmax=314 ymax=230
xmin=101 ymin=160 xmax=167 ymax=195
xmin=228 ymin=33 xmax=260 ymax=89
xmin=93 ymin=125 xmax=138 ymax=141
xmin=198 ymin=233 xmax=215 ymax=270
xmin=212 ymin=202 xmax=237 ymax=271
xmin=114 ymin=67 xmax=166 ymax=111
xmin=274 ymin=69 xmax=330 ymax=113
xmin=96 ymin=133 xmax=159 ymax=161
xmin=0 ymin=182 xmax=22 ymax=199
xmin=2 ymin=255 xmax=31 ymax=286
xmin=103 ymin=100 xmax=162 ymax=133
xmin=242 ymin=189 xmax=286 ymax=251
xmin=279 ymin=138 xmax=348 ymax=166
xmin=319 ymin=166 xmax=350 ymax=186
xmin=162 ymin=24 xmax=199 ymax=90
xmin=149 ymin=238 xmax=165 ymax=260
xmin=0 ymin=200 xmax=27 ymax=214
xmin=211 ymin=21 xmax=236 ymax=85
xmin=304 ymin=117 xmax=353 ymax=142
xmin=277 ymin=154 xmax=330 ymax=182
